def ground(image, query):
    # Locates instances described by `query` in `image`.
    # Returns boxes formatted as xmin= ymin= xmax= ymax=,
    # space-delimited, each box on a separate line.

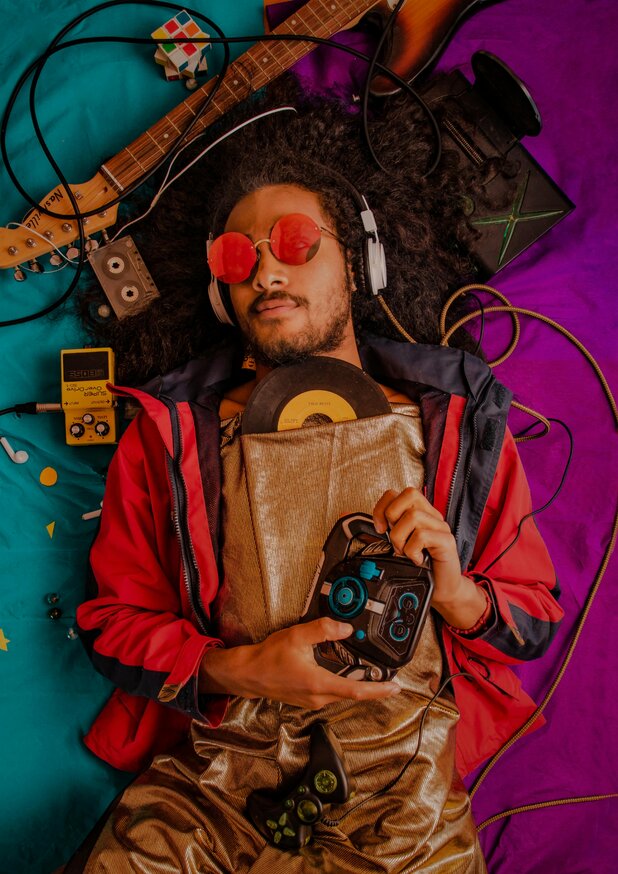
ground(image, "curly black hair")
xmin=77 ymin=74 xmax=487 ymax=385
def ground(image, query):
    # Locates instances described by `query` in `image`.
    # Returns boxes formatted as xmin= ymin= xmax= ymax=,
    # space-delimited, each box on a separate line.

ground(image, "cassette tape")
xmin=87 ymin=235 xmax=160 ymax=319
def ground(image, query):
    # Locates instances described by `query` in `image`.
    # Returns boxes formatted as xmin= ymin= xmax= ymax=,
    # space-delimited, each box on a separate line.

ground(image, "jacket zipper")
xmin=453 ymin=409 xmax=479 ymax=543
xmin=445 ymin=401 xmax=467 ymax=529
xmin=161 ymin=396 xmax=209 ymax=634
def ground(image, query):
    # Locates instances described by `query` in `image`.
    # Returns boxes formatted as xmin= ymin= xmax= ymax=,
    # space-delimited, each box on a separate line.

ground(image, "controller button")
xmin=266 ymin=819 xmax=278 ymax=831
xmin=273 ymin=831 xmax=282 ymax=844
xmin=354 ymin=629 xmax=366 ymax=641
xmin=297 ymin=784 xmax=307 ymax=794
xmin=284 ymin=799 xmax=294 ymax=809
xmin=337 ymin=587 xmax=354 ymax=606
xmin=359 ymin=560 xmax=381 ymax=581
xmin=390 ymin=621 xmax=410 ymax=642
xmin=283 ymin=827 xmax=296 ymax=837
xmin=399 ymin=592 xmax=419 ymax=611
xmin=297 ymin=799 xmax=320 ymax=823
xmin=278 ymin=813 xmax=289 ymax=827
xmin=314 ymin=769 xmax=338 ymax=795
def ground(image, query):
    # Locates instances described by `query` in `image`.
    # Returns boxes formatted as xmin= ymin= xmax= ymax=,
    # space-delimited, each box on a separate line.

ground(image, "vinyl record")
xmin=242 ymin=357 xmax=391 ymax=434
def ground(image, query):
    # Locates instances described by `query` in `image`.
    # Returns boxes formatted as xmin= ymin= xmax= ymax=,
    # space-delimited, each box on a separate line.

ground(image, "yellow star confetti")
xmin=40 ymin=467 xmax=58 ymax=487
xmin=46 ymin=521 xmax=56 ymax=539
xmin=0 ymin=629 xmax=10 ymax=651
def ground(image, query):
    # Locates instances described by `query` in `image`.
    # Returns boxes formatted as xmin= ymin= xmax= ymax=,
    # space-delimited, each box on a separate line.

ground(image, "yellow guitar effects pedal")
xmin=60 ymin=347 xmax=117 ymax=445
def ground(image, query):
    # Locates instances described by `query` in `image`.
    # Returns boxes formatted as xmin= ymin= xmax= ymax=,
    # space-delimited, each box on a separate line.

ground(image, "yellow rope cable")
xmin=441 ymin=305 xmax=617 ymax=423
xmin=374 ymin=285 xmax=618 ymax=820
xmin=440 ymin=284 xmax=520 ymax=366
xmin=433 ymin=286 xmax=618 ymax=814
xmin=510 ymin=400 xmax=551 ymax=443
xmin=469 ymin=459 xmax=618 ymax=799
xmin=476 ymin=793 xmax=618 ymax=831
xmin=376 ymin=294 xmax=417 ymax=343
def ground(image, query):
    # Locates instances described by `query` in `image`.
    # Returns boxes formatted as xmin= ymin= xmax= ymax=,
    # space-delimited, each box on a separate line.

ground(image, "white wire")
xmin=110 ymin=105 xmax=298 ymax=241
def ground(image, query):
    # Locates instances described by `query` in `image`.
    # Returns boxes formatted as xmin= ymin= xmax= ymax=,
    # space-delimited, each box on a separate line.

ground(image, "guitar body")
xmin=264 ymin=0 xmax=499 ymax=95
xmin=369 ymin=0 xmax=498 ymax=94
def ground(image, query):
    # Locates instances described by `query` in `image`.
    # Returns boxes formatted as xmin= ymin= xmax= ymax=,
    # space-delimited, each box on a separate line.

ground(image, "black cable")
xmin=482 ymin=418 xmax=574 ymax=575
xmin=0 ymin=4 xmax=442 ymax=326
xmin=1 ymin=1 xmax=231 ymax=220
xmin=464 ymin=291 xmax=485 ymax=356
xmin=321 ymin=670 xmax=473 ymax=827
xmin=2 ymin=16 xmax=440 ymax=223
xmin=361 ymin=0 xmax=421 ymax=176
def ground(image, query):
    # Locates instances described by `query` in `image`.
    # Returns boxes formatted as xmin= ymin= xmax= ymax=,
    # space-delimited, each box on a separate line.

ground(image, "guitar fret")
xmin=301 ymin=6 xmax=330 ymax=39
xmin=124 ymin=146 xmax=147 ymax=172
xmin=321 ymin=0 xmax=348 ymax=29
xmin=146 ymin=130 xmax=166 ymax=155
xmin=103 ymin=0 xmax=379 ymax=188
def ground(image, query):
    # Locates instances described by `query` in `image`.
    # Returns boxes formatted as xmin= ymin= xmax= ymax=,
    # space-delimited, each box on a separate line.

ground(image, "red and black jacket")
xmin=77 ymin=336 xmax=563 ymax=776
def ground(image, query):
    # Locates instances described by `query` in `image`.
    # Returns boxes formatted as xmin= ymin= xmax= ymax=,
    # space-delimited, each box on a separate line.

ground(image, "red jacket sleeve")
xmin=446 ymin=427 xmax=563 ymax=664
xmin=76 ymin=412 xmax=228 ymax=727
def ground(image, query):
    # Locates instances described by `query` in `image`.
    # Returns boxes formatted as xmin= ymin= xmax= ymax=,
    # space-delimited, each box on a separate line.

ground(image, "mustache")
xmin=249 ymin=291 xmax=309 ymax=314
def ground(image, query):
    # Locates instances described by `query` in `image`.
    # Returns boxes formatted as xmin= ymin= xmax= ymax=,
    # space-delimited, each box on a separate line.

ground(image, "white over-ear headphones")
xmin=207 ymin=166 xmax=387 ymax=325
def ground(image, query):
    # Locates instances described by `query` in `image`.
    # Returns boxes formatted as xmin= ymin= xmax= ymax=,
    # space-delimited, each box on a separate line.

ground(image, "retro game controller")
xmin=301 ymin=513 xmax=434 ymax=680
xmin=246 ymin=722 xmax=351 ymax=850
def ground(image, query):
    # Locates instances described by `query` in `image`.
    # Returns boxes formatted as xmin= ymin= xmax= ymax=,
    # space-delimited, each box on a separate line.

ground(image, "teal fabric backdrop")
xmin=0 ymin=3 xmax=262 ymax=871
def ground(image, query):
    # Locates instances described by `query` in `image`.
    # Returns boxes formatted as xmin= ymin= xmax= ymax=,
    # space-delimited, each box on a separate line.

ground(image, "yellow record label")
xmin=277 ymin=390 xmax=357 ymax=431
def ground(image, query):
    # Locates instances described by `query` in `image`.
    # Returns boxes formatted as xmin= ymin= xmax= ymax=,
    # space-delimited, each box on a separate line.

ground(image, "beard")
xmin=240 ymin=283 xmax=353 ymax=368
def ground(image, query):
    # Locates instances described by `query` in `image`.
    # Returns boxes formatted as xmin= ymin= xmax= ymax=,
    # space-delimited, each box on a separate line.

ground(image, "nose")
xmin=251 ymin=241 xmax=289 ymax=292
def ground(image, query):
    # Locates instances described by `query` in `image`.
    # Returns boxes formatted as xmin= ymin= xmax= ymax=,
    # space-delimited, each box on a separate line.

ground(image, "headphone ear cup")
xmin=208 ymin=273 xmax=236 ymax=325
xmin=364 ymin=236 xmax=388 ymax=297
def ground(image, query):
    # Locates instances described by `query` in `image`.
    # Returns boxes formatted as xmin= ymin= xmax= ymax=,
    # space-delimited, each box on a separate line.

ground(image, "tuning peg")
xmin=49 ymin=253 xmax=63 ymax=266
xmin=66 ymin=243 xmax=80 ymax=260
xmin=13 ymin=267 xmax=26 ymax=281
xmin=28 ymin=259 xmax=44 ymax=274
xmin=85 ymin=238 xmax=99 ymax=253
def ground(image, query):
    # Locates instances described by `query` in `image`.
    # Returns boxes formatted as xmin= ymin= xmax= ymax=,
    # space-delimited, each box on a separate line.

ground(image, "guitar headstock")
xmin=0 ymin=172 xmax=118 ymax=270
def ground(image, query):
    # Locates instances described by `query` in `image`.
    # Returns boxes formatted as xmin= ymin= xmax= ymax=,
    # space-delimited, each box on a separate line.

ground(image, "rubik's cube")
xmin=152 ymin=10 xmax=210 ymax=81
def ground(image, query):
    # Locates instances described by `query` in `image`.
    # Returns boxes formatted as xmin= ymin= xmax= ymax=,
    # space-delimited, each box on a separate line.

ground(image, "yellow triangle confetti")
xmin=0 ymin=629 xmax=10 ymax=651
xmin=46 ymin=521 xmax=56 ymax=539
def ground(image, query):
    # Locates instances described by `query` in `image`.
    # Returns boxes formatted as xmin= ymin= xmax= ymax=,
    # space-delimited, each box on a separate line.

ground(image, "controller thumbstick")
xmin=314 ymin=769 xmax=338 ymax=794
xmin=297 ymin=799 xmax=320 ymax=823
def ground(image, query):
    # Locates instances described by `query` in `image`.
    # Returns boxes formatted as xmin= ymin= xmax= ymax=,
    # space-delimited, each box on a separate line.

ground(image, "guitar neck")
xmin=101 ymin=0 xmax=377 ymax=192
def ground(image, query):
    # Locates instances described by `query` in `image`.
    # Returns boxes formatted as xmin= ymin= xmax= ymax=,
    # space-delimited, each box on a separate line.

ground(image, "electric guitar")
xmin=0 ymin=0 xmax=494 ymax=271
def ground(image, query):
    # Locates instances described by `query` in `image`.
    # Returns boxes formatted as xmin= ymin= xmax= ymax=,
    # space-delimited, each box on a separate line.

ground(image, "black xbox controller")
xmin=301 ymin=512 xmax=434 ymax=680
xmin=247 ymin=723 xmax=351 ymax=850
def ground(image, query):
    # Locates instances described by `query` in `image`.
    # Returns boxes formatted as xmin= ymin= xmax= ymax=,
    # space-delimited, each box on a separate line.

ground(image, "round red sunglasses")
xmin=207 ymin=212 xmax=339 ymax=284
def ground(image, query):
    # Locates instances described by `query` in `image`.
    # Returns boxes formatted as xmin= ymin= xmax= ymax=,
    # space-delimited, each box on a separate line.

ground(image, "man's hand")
xmin=199 ymin=617 xmax=401 ymax=707
xmin=373 ymin=487 xmax=487 ymax=628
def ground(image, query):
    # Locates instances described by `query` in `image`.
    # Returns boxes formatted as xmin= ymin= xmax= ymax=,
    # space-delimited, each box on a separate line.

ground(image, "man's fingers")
xmin=372 ymin=488 xmax=399 ymax=533
xmin=373 ymin=487 xmax=443 ymax=534
xmin=388 ymin=510 xmax=450 ymax=556
xmin=316 ymin=668 xmax=401 ymax=701
xmin=303 ymin=616 xmax=353 ymax=644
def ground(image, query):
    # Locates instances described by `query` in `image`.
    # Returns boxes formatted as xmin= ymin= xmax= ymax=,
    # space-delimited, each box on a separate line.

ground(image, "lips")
xmin=253 ymin=297 xmax=298 ymax=314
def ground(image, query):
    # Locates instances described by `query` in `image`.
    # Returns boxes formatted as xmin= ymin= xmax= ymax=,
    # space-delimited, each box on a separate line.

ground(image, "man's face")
xmin=224 ymin=184 xmax=356 ymax=368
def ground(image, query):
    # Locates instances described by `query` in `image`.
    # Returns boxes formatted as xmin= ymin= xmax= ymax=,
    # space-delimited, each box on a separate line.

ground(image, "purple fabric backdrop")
xmin=270 ymin=1 xmax=618 ymax=871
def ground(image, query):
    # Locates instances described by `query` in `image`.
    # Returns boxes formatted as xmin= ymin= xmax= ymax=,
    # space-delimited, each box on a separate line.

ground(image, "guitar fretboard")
xmin=101 ymin=0 xmax=377 ymax=191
